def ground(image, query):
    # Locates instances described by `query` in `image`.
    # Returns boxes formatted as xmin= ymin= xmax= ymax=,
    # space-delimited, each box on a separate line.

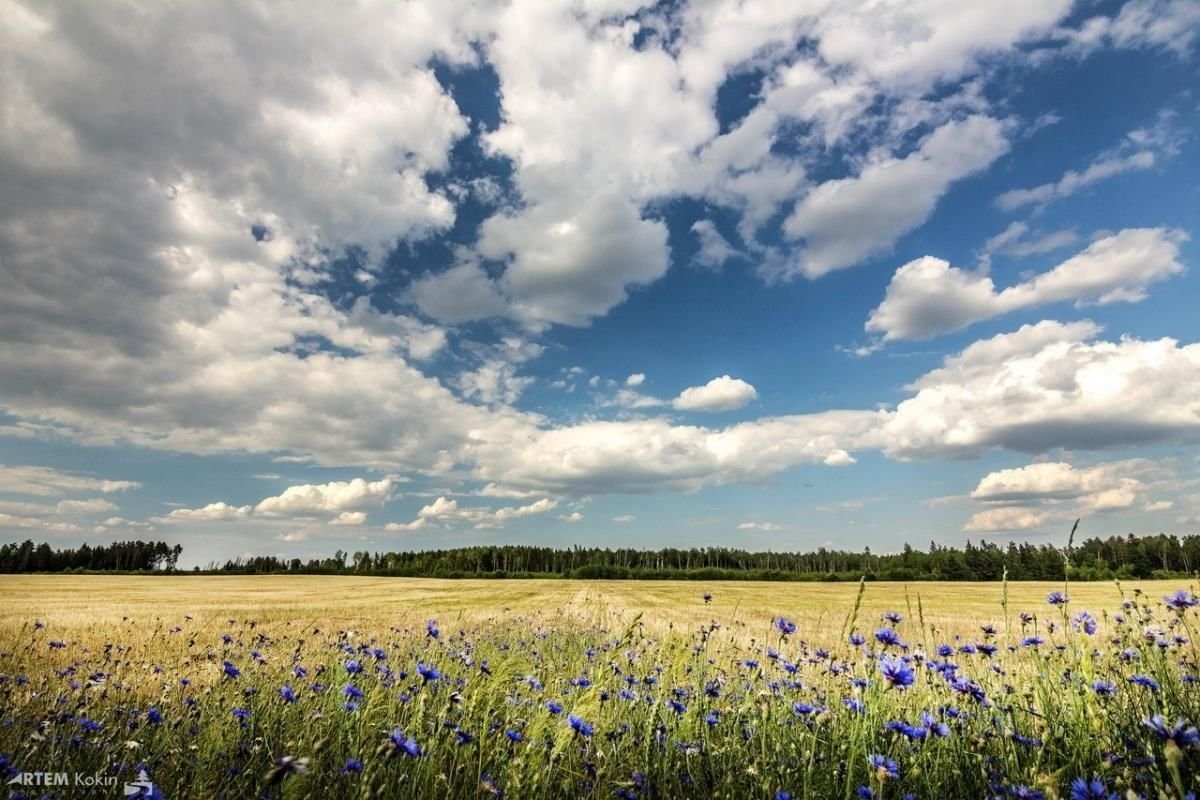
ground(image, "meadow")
xmin=1 ymin=576 xmax=1199 ymax=799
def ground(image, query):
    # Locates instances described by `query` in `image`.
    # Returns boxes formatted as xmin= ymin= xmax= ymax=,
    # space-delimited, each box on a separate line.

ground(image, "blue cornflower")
xmin=388 ymin=728 xmax=421 ymax=757
xmin=875 ymin=628 xmax=902 ymax=647
xmin=1072 ymin=611 xmax=1098 ymax=635
xmin=146 ymin=708 xmax=163 ymax=725
xmin=866 ymin=753 xmax=899 ymax=780
xmin=882 ymin=611 xmax=903 ymax=624
xmin=568 ymin=714 xmax=594 ymax=737
xmin=1091 ymin=680 xmax=1116 ymax=696
xmin=505 ymin=729 xmax=523 ymax=743
xmin=417 ymin=663 xmax=441 ymax=682
xmin=455 ymin=729 xmax=476 ymax=745
xmin=668 ymin=700 xmax=687 ymax=715
xmin=705 ymin=711 xmax=720 ymax=726
xmin=343 ymin=684 xmax=363 ymax=701
xmin=79 ymin=717 xmax=102 ymax=732
xmin=345 ymin=659 xmax=363 ymax=675
xmin=1008 ymin=786 xmax=1046 ymax=800
xmin=279 ymin=685 xmax=297 ymax=704
xmin=231 ymin=707 xmax=251 ymax=727
xmin=848 ymin=632 xmax=866 ymax=646
xmin=546 ymin=700 xmax=563 ymax=714
xmin=426 ymin=620 xmax=440 ymax=639
xmin=921 ymin=711 xmax=948 ymax=737
xmin=775 ymin=617 xmax=797 ymax=636
xmin=1165 ymin=590 xmax=1199 ymax=611
xmin=843 ymin=697 xmax=866 ymax=714
xmin=1047 ymin=591 xmax=1069 ymax=606
xmin=856 ymin=788 xmax=877 ymax=800
xmin=1011 ymin=733 xmax=1043 ymax=747
xmin=793 ymin=702 xmax=818 ymax=716
xmin=1021 ymin=636 xmax=1044 ymax=647
xmin=1130 ymin=674 xmax=1161 ymax=691
xmin=885 ymin=720 xmax=926 ymax=741
xmin=341 ymin=759 xmax=363 ymax=775
xmin=1069 ymin=777 xmax=1115 ymax=800
xmin=879 ymin=655 xmax=914 ymax=689
xmin=222 ymin=660 xmax=240 ymax=679
xmin=1144 ymin=715 xmax=1200 ymax=747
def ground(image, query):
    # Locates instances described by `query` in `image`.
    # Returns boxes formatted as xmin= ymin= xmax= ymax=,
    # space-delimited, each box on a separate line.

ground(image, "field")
xmin=2 ymin=576 xmax=1199 ymax=799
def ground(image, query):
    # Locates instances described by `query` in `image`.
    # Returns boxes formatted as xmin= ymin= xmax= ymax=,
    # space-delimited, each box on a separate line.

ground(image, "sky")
xmin=1 ymin=0 xmax=1199 ymax=568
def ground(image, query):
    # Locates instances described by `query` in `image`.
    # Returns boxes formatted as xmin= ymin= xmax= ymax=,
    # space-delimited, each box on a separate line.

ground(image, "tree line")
xmin=0 ymin=539 xmax=182 ymax=572
xmin=4 ymin=532 xmax=1199 ymax=580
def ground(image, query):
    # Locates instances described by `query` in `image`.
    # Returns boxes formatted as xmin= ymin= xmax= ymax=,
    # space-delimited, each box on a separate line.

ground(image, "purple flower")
xmin=1047 ymin=591 xmax=1068 ymax=606
xmin=345 ymin=659 xmax=363 ymax=675
xmin=867 ymin=753 xmax=899 ymax=780
xmin=1165 ymin=590 xmax=1199 ymax=611
xmin=341 ymin=759 xmax=363 ymax=775
xmin=505 ymin=729 xmax=523 ymax=743
xmin=1069 ymin=777 xmax=1115 ymax=800
xmin=568 ymin=714 xmax=594 ymax=737
xmin=1130 ymin=674 xmax=1160 ymax=692
xmin=882 ymin=611 xmax=903 ymax=625
xmin=775 ymin=617 xmax=797 ymax=636
xmin=546 ymin=700 xmax=563 ymax=715
xmin=1144 ymin=715 xmax=1200 ymax=747
xmin=222 ymin=660 xmax=240 ymax=679
xmin=1091 ymin=680 xmax=1116 ymax=696
xmin=426 ymin=620 xmax=440 ymax=639
xmin=343 ymin=684 xmax=363 ymax=701
xmin=146 ymin=707 xmax=163 ymax=725
xmin=849 ymin=632 xmax=866 ymax=646
xmin=279 ymin=685 xmax=297 ymax=704
xmin=875 ymin=628 xmax=902 ymax=647
xmin=388 ymin=728 xmax=421 ymax=757
xmin=879 ymin=656 xmax=914 ymax=689
xmin=417 ymin=663 xmax=441 ymax=683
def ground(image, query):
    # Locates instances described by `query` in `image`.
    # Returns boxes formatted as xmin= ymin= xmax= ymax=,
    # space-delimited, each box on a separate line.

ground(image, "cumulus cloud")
xmin=162 ymin=502 xmax=252 ymax=522
xmin=690 ymin=220 xmax=739 ymax=270
xmin=882 ymin=320 xmax=1200 ymax=459
xmin=673 ymin=376 xmax=758 ymax=412
xmin=388 ymin=494 xmax=559 ymax=530
xmin=866 ymin=228 xmax=1186 ymax=341
xmin=559 ymin=511 xmax=584 ymax=523
xmin=625 ymin=373 xmax=646 ymax=387
xmin=0 ymin=465 xmax=141 ymax=496
xmin=781 ymin=116 xmax=1010 ymax=277
xmin=963 ymin=458 xmax=1169 ymax=531
xmin=255 ymin=478 xmax=395 ymax=517
xmin=737 ymin=521 xmax=783 ymax=531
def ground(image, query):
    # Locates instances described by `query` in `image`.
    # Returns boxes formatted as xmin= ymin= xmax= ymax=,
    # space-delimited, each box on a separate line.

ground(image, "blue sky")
xmin=1 ymin=0 xmax=1198 ymax=567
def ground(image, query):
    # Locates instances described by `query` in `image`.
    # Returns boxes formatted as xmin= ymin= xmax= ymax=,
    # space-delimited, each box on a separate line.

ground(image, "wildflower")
xmin=343 ymin=684 xmax=363 ymax=701
xmin=1072 ymin=611 xmax=1098 ymax=635
xmin=387 ymin=728 xmax=421 ymax=757
xmin=265 ymin=755 xmax=309 ymax=785
xmin=882 ymin=611 xmax=903 ymax=624
xmin=1008 ymin=787 xmax=1046 ymax=800
xmin=345 ymin=659 xmax=363 ymax=675
xmin=1069 ymin=777 xmax=1115 ymax=800
xmin=417 ymin=663 xmax=441 ymax=683
xmin=1047 ymin=591 xmax=1069 ymax=606
xmin=456 ymin=729 xmax=476 ymax=745
xmin=875 ymin=628 xmax=902 ymax=647
xmin=843 ymin=697 xmax=866 ymax=714
xmin=879 ymin=655 xmax=914 ymax=689
xmin=1011 ymin=733 xmax=1042 ymax=747
xmin=504 ymin=729 xmax=523 ymax=743
xmin=426 ymin=620 xmax=440 ymax=639
xmin=867 ymin=753 xmax=899 ymax=780
xmin=341 ymin=759 xmax=363 ymax=775
xmin=705 ymin=711 xmax=720 ymax=726
xmin=1165 ymin=590 xmax=1199 ymax=611
xmin=568 ymin=714 xmax=594 ymax=737
xmin=1021 ymin=636 xmax=1044 ymax=647
xmin=1129 ymin=674 xmax=1160 ymax=692
xmin=231 ymin=707 xmax=251 ymax=728
xmin=885 ymin=720 xmax=926 ymax=741
xmin=1144 ymin=715 xmax=1200 ymax=747
xmin=145 ymin=708 xmax=163 ymax=725
xmin=668 ymin=699 xmax=687 ymax=715
xmin=775 ymin=617 xmax=797 ymax=636
xmin=1091 ymin=680 xmax=1116 ymax=696
xmin=222 ymin=660 xmax=240 ymax=679
xmin=79 ymin=717 xmax=102 ymax=732
xmin=856 ymin=788 xmax=877 ymax=800
xmin=849 ymin=632 xmax=866 ymax=646
xmin=793 ymin=702 xmax=819 ymax=716
xmin=279 ymin=685 xmax=297 ymax=704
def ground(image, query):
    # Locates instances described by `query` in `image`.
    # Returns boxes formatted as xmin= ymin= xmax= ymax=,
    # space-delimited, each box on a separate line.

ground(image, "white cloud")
xmin=737 ymin=521 xmax=782 ymax=531
xmin=690 ymin=220 xmax=739 ymax=270
xmin=1061 ymin=0 xmax=1200 ymax=56
xmin=625 ymin=373 xmax=646 ymax=387
xmin=54 ymin=498 xmax=118 ymax=515
xmin=391 ymin=494 xmax=559 ymax=530
xmin=559 ymin=511 xmax=584 ymax=523
xmin=963 ymin=458 xmax=1169 ymax=532
xmin=330 ymin=511 xmax=367 ymax=526
xmin=0 ymin=465 xmax=141 ymax=496
xmin=162 ymin=502 xmax=252 ymax=522
xmin=881 ymin=320 xmax=1200 ymax=459
xmin=673 ymin=375 xmax=758 ymax=412
xmin=780 ymin=116 xmax=1010 ymax=277
xmin=995 ymin=111 xmax=1183 ymax=211
xmin=612 ymin=514 xmax=635 ymax=523
xmin=866 ymin=228 xmax=1186 ymax=341
xmin=255 ymin=478 xmax=394 ymax=516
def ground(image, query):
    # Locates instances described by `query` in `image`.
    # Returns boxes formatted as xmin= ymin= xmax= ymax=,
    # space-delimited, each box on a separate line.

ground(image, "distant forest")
xmin=3 ymin=532 xmax=1200 ymax=581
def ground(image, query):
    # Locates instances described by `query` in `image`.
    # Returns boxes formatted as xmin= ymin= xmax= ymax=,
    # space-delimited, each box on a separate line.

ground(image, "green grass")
xmin=1 ymin=576 xmax=1199 ymax=799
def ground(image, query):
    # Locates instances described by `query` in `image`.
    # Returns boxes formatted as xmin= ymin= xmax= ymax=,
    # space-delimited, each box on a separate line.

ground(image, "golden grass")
xmin=0 ymin=575 xmax=1186 ymax=641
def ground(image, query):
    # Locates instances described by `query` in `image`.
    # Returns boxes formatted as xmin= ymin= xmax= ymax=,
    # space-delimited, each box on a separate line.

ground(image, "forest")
xmin=3 ymin=531 xmax=1199 ymax=580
